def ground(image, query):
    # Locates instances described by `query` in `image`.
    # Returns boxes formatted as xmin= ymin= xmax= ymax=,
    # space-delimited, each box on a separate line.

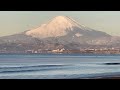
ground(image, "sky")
xmin=0 ymin=11 xmax=120 ymax=36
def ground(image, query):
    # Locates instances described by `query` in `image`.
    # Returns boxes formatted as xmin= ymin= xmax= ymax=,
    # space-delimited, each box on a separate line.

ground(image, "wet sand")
xmin=96 ymin=76 xmax=120 ymax=79
xmin=85 ymin=75 xmax=120 ymax=79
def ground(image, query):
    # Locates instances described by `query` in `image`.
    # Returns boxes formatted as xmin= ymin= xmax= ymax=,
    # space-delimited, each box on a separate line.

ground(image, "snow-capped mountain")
xmin=0 ymin=15 xmax=119 ymax=52
xmin=25 ymin=16 xmax=111 ymax=45
xmin=26 ymin=16 xmax=88 ymax=38
xmin=26 ymin=16 xmax=110 ymax=39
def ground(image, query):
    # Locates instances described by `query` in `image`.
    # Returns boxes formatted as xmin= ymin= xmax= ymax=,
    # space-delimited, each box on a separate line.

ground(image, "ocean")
xmin=0 ymin=54 xmax=120 ymax=79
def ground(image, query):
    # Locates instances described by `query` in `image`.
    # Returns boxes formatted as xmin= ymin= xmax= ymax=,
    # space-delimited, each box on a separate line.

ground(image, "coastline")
xmin=78 ymin=73 xmax=120 ymax=79
xmin=91 ymin=75 xmax=120 ymax=79
xmin=97 ymin=76 xmax=120 ymax=79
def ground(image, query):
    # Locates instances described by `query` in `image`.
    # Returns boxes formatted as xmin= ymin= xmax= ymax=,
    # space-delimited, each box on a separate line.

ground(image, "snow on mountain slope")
xmin=26 ymin=16 xmax=91 ymax=38
xmin=25 ymin=15 xmax=111 ymax=46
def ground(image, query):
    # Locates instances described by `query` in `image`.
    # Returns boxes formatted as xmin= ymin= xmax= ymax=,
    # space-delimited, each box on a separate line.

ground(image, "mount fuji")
xmin=26 ymin=16 xmax=110 ymax=38
xmin=0 ymin=16 xmax=119 ymax=52
xmin=25 ymin=16 xmax=111 ymax=45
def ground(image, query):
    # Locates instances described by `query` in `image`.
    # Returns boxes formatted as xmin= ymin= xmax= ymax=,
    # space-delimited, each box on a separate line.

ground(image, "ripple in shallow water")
xmin=102 ymin=63 xmax=120 ymax=65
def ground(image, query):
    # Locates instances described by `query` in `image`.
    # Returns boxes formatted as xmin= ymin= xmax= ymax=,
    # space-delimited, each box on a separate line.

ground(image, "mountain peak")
xmin=25 ymin=16 xmax=109 ymax=39
xmin=53 ymin=15 xmax=68 ymax=19
xmin=52 ymin=16 xmax=74 ymax=21
xmin=26 ymin=15 xmax=85 ymax=38
xmin=51 ymin=16 xmax=81 ymax=27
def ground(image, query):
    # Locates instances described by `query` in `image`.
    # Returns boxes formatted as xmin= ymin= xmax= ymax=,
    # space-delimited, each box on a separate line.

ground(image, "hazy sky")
xmin=0 ymin=11 xmax=120 ymax=36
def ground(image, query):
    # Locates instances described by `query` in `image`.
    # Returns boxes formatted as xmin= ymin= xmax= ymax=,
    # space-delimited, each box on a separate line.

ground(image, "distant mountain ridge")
xmin=0 ymin=16 xmax=120 ymax=52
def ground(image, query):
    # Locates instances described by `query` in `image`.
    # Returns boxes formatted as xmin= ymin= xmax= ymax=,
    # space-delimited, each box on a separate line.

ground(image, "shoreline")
xmin=80 ymin=74 xmax=120 ymax=79
xmin=1 ymin=74 xmax=120 ymax=79
xmin=89 ymin=76 xmax=120 ymax=79
xmin=70 ymin=72 xmax=120 ymax=79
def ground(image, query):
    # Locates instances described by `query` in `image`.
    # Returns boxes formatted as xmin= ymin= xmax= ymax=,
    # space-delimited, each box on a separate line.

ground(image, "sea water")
xmin=0 ymin=54 xmax=120 ymax=79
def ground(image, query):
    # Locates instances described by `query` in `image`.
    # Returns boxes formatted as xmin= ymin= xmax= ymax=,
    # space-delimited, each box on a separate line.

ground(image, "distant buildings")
xmin=1 ymin=47 xmax=120 ymax=54
xmin=52 ymin=48 xmax=65 ymax=53
xmin=25 ymin=50 xmax=34 ymax=53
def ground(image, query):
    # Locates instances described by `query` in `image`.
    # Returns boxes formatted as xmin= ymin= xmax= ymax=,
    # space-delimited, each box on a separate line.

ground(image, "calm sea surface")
xmin=0 ymin=54 xmax=120 ymax=79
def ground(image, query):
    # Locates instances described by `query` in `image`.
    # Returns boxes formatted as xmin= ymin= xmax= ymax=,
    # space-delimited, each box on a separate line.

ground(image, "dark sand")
xmin=96 ymin=76 xmax=120 ymax=79
xmin=84 ymin=75 xmax=120 ymax=79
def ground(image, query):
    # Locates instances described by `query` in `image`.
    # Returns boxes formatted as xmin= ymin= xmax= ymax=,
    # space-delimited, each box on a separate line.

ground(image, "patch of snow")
xmin=75 ymin=33 xmax=83 ymax=37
